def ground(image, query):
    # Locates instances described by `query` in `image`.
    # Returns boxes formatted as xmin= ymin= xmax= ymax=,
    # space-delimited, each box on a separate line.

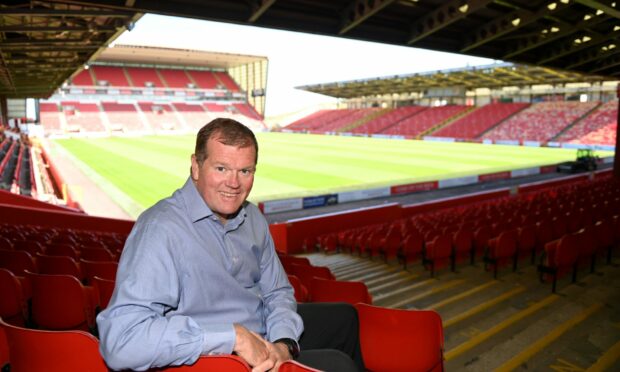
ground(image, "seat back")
xmin=287 ymin=274 xmax=309 ymax=303
xmin=0 ymin=249 xmax=37 ymax=275
xmin=150 ymin=355 xmax=250 ymax=371
xmin=92 ymin=276 xmax=115 ymax=309
xmin=80 ymin=247 xmax=116 ymax=262
xmin=279 ymin=360 xmax=322 ymax=371
xmin=355 ymin=303 xmax=444 ymax=372
xmin=27 ymin=271 xmax=95 ymax=331
xmin=80 ymin=259 xmax=118 ymax=282
xmin=37 ymin=254 xmax=83 ymax=280
xmin=310 ymin=277 xmax=372 ymax=305
xmin=45 ymin=243 xmax=79 ymax=259
xmin=0 ymin=268 xmax=28 ymax=326
xmin=0 ymin=318 xmax=108 ymax=372
xmin=13 ymin=240 xmax=44 ymax=256
xmin=426 ymin=234 xmax=452 ymax=260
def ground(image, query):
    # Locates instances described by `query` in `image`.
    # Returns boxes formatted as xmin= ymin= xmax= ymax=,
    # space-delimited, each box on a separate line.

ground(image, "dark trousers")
xmin=295 ymin=303 xmax=365 ymax=372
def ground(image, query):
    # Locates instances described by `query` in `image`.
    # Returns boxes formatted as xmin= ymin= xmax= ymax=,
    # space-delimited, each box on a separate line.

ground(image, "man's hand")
xmin=251 ymin=339 xmax=291 ymax=372
xmin=233 ymin=324 xmax=270 ymax=367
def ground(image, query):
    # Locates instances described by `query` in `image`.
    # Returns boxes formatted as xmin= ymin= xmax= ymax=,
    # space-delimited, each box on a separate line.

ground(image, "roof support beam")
xmin=538 ymin=29 xmax=620 ymax=64
xmin=590 ymin=55 xmax=620 ymax=72
xmin=340 ymin=0 xmax=396 ymax=35
xmin=248 ymin=0 xmax=277 ymax=23
xmin=0 ymin=25 xmax=118 ymax=33
xmin=461 ymin=1 xmax=571 ymax=53
xmin=0 ymin=8 xmax=134 ymax=18
xmin=566 ymin=47 xmax=620 ymax=69
xmin=503 ymin=16 xmax=609 ymax=59
xmin=408 ymin=0 xmax=493 ymax=45
xmin=574 ymin=0 xmax=620 ymax=20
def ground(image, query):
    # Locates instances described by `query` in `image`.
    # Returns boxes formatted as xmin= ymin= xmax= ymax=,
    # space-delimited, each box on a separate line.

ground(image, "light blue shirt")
xmin=97 ymin=177 xmax=303 ymax=371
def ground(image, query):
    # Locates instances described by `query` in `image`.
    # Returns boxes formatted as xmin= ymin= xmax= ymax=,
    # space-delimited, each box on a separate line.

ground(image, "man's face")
xmin=191 ymin=137 xmax=256 ymax=222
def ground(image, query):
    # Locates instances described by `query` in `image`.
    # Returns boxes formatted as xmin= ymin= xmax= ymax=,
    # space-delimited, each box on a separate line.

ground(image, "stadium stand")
xmin=158 ymin=68 xmax=194 ymax=88
xmin=172 ymin=102 xmax=209 ymax=130
xmin=90 ymin=66 xmax=131 ymax=87
xmin=125 ymin=66 xmax=165 ymax=88
xmin=381 ymin=105 xmax=469 ymax=138
xmin=39 ymin=103 xmax=64 ymax=135
xmin=432 ymin=102 xmax=530 ymax=139
xmin=556 ymin=100 xmax=618 ymax=146
xmin=70 ymin=69 xmax=95 ymax=86
xmin=137 ymin=101 xmax=182 ymax=131
xmin=214 ymin=71 xmax=240 ymax=92
xmin=61 ymin=101 xmax=106 ymax=133
xmin=233 ymin=103 xmax=262 ymax=121
xmin=349 ymin=106 xmax=427 ymax=135
xmin=482 ymin=101 xmax=599 ymax=142
xmin=187 ymin=70 xmax=221 ymax=89
xmin=100 ymin=101 xmax=146 ymax=133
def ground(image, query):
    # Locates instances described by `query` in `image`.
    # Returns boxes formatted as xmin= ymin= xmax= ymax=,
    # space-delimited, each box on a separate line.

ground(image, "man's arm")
xmin=97 ymin=221 xmax=235 ymax=371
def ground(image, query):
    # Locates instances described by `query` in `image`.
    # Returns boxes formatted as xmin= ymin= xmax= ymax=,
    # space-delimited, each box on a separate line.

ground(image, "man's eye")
xmin=241 ymin=169 xmax=253 ymax=175
xmin=215 ymin=166 xmax=226 ymax=172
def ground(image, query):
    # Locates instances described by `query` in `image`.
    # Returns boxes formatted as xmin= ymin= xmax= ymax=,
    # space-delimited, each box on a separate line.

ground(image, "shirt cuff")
xmin=201 ymin=323 xmax=236 ymax=355
xmin=268 ymin=325 xmax=298 ymax=345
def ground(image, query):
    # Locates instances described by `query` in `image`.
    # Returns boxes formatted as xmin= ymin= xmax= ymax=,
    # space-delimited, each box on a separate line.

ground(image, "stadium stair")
xmin=122 ymin=67 xmax=134 ymax=87
xmin=337 ymin=108 xmax=392 ymax=133
xmin=550 ymin=101 xmax=602 ymax=142
xmin=377 ymin=107 xmax=429 ymax=134
xmin=420 ymin=106 xmax=476 ymax=139
xmin=155 ymin=69 xmax=169 ymax=88
xmin=476 ymin=103 xmax=530 ymax=139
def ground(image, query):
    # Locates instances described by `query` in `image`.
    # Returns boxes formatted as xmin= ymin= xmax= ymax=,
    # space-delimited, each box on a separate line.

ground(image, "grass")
xmin=53 ymin=132 xmax=613 ymax=216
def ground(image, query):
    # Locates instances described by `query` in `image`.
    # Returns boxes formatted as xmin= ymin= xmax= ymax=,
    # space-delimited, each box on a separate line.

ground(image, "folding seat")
xmin=80 ymin=259 xmax=118 ymax=282
xmin=152 ymin=355 xmax=251 ymax=371
xmin=538 ymin=233 xmax=580 ymax=293
xmin=594 ymin=220 xmax=615 ymax=264
xmin=355 ymin=303 xmax=444 ymax=372
xmin=37 ymin=254 xmax=84 ymax=280
xmin=0 ymin=268 xmax=28 ymax=326
xmin=0 ymin=249 xmax=36 ymax=300
xmin=92 ymin=276 xmax=115 ymax=309
xmin=472 ymin=225 xmax=491 ymax=261
xmin=551 ymin=216 xmax=568 ymax=239
xmin=535 ymin=220 xmax=555 ymax=255
xmin=0 ymin=318 xmax=108 ymax=372
xmin=452 ymin=229 xmax=473 ymax=271
xmin=423 ymin=234 xmax=452 ymax=277
xmin=322 ymin=233 xmax=338 ymax=254
xmin=398 ymin=230 xmax=424 ymax=270
xmin=45 ymin=243 xmax=79 ymax=259
xmin=80 ymin=246 xmax=116 ymax=262
xmin=27 ymin=271 xmax=97 ymax=332
xmin=380 ymin=229 xmax=401 ymax=262
xmin=364 ymin=230 xmax=384 ymax=259
xmin=13 ymin=240 xmax=44 ymax=256
xmin=310 ymin=277 xmax=372 ymax=305
xmin=576 ymin=226 xmax=597 ymax=273
xmin=287 ymin=274 xmax=309 ymax=302
xmin=485 ymin=229 xmax=518 ymax=279
xmin=289 ymin=264 xmax=335 ymax=293
xmin=517 ymin=224 xmax=537 ymax=264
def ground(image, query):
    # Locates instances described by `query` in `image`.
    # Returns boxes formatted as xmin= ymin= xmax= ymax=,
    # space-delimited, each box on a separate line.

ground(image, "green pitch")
xmin=53 ymin=133 xmax=613 ymax=217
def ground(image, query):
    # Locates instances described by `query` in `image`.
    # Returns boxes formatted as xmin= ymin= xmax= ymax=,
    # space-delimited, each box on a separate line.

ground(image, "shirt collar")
xmin=180 ymin=177 xmax=247 ymax=227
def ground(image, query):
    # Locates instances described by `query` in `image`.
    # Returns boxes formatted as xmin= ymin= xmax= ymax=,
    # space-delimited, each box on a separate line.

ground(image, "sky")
xmin=114 ymin=14 xmax=497 ymax=118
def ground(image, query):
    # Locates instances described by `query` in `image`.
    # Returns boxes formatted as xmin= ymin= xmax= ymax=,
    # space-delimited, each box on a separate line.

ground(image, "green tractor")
xmin=557 ymin=149 xmax=599 ymax=173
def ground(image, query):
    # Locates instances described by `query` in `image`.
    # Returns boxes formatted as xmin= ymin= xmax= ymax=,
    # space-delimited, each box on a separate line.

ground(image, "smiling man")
xmin=97 ymin=118 xmax=363 ymax=372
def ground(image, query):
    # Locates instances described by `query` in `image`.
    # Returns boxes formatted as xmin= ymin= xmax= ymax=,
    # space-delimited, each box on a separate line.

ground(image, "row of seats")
xmin=311 ymin=175 xmax=619 ymax=291
xmin=0 ymin=139 xmax=33 ymax=196
xmin=40 ymin=100 xmax=265 ymax=134
xmin=72 ymin=66 xmax=240 ymax=91
xmin=286 ymin=100 xmax=617 ymax=145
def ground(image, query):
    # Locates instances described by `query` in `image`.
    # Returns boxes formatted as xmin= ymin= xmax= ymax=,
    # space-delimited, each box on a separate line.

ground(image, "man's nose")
xmin=226 ymin=171 xmax=240 ymax=187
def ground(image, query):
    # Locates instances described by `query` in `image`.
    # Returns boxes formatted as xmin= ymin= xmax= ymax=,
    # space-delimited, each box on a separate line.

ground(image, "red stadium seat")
xmin=484 ymin=229 xmax=518 ymax=279
xmin=289 ymin=264 xmax=335 ymax=293
xmin=310 ymin=277 xmax=372 ymax=305
xmin=13 ymin=240 xmax=45 ymax=256
xmin=423 ymin=234 xmax=452 ymax=277
xmin=79 ymin=246 xmax=116 ymax=262
xmin=92 ymin=276 xmax=115 ymax=309
xmin=538 ymin=233 xmax=580 ymax=293
xmin=287 ymin=274 xmax=309 ymax=303
xmin=80 ymin=259 xmax=118 ymax=283
xmin=27 ymin=271 xmax=97 ymax=332
xmin=398 ymin=230 xmax=424 ymax=270
xmin=0 ymin=268 xmax=28 ymax=326
xmin=0 ymin=318 xmax=108 ymax=372
xmin=37 ymin=254 xmax=84 ymax=281
xmin=278 ymin=360 xmax=322 ymax=372
xmin=355 ymin=303 xmax=444 ymax=372
xmin=452 ymin=229 xmax=473 ymax=271
xmin=152 ymin=355 xmax=250 ymax=371
xmin=45 ymin=243 xmax=79 ymax=259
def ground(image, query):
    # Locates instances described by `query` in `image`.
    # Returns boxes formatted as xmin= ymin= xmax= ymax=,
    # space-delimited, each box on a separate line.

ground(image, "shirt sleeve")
xmin=256 ymin=220 xmax=304 ymax=343
xmin=96 ymin=220 xmax=235 ymax=371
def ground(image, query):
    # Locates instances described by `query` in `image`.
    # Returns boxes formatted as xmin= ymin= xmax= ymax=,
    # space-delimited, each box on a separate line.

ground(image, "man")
xmin=97 ymin=118 xmax=363 ymax=371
